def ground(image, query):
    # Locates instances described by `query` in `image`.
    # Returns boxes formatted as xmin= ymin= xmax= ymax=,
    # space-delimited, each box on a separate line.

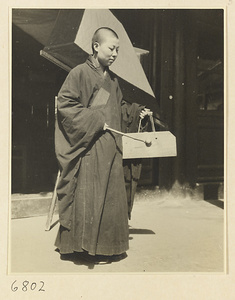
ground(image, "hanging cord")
xmin=106 ymin=113 xmax=155 ymax=147
xmin=138 ymin=112 xmax=155 ymax=133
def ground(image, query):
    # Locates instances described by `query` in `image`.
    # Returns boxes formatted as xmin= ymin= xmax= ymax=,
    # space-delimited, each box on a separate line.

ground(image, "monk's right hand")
xmin=103 ymin=123 xmax=109 ymax=131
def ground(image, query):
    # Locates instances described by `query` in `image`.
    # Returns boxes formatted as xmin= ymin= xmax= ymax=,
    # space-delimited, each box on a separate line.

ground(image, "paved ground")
xmin=9 ymin=188 xmax=225 ymax=274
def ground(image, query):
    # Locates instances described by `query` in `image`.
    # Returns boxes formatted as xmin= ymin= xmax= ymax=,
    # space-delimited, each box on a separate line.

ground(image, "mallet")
xmin=106 ymin=127 xmax=152 ymax=147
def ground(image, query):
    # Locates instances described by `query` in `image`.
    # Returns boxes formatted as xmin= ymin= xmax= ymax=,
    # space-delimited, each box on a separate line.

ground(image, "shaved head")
xmin=92 ymin=27 xmax=119 ymax=53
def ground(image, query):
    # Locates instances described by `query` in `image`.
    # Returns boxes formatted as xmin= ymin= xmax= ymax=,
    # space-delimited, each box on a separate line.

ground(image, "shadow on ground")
xmin=204 ymin=200 xmax=224 ymax=209
xmin=55 ymin=248 xmax=128 ymax=270
xmin=129 ymin=228 xmax=155 ymax=234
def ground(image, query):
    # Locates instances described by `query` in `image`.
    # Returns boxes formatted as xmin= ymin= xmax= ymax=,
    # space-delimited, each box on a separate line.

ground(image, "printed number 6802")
xmin=11 ymin=280 xmax=45 ymax=292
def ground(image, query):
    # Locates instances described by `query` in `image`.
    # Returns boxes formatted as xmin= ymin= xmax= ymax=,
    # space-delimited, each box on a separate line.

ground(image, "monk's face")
xmin=94 ymin=34 xmax=119 ymax=68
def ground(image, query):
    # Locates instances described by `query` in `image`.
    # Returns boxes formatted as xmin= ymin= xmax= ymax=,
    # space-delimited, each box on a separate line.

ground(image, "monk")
xmin=54 ymin=27 xmax=150 ymax=263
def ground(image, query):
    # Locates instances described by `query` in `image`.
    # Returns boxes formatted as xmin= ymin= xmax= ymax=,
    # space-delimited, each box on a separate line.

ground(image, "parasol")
xmin=39 ymin=9 xmax=160 ymax=115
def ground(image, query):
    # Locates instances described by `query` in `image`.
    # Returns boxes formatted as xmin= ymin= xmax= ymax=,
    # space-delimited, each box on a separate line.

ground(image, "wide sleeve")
xmin=57 ymin=67 xmax=106 ymax=148
xmin=121 ymin=99 xmax=145 ymax=133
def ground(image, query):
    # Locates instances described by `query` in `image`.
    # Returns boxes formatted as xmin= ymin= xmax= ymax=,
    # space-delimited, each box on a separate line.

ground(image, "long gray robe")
xmin=54 ymin=56 xmax=142 ymax=255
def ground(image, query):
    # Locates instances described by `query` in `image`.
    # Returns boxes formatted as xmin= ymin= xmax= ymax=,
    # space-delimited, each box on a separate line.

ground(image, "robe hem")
xmin=54 ymin=244 xmax=129 ymax=256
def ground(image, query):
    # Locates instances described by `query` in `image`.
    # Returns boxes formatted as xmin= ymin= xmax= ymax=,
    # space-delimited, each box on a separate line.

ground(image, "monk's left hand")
xmin=139 ymin=108 xmax=152 ymax=120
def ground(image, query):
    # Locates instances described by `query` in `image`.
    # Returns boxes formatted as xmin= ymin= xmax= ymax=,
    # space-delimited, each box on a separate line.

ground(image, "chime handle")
xmin=138 ymin=113 xmax=155 ymax=133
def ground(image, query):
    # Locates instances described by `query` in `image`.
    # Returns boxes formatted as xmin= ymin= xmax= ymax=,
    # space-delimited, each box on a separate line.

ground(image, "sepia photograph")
xmin=9 ymin=8 xmax=225 ymax=274
xmin=9 ymin=8 xmax=226 ymax=274
xmin=3 ymin=0 xmax=235 ymax=298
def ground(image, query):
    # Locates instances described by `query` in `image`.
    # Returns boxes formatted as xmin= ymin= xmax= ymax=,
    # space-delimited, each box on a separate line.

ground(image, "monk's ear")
xmin=93 ymin=42 xmax=99 ymax=52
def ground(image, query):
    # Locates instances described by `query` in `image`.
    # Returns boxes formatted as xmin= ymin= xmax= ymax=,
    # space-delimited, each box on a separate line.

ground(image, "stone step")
xmin=11 ymin=192 xmax=58 ymax=219
xmin=11 ymin=182 xmax=224 ymax=219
